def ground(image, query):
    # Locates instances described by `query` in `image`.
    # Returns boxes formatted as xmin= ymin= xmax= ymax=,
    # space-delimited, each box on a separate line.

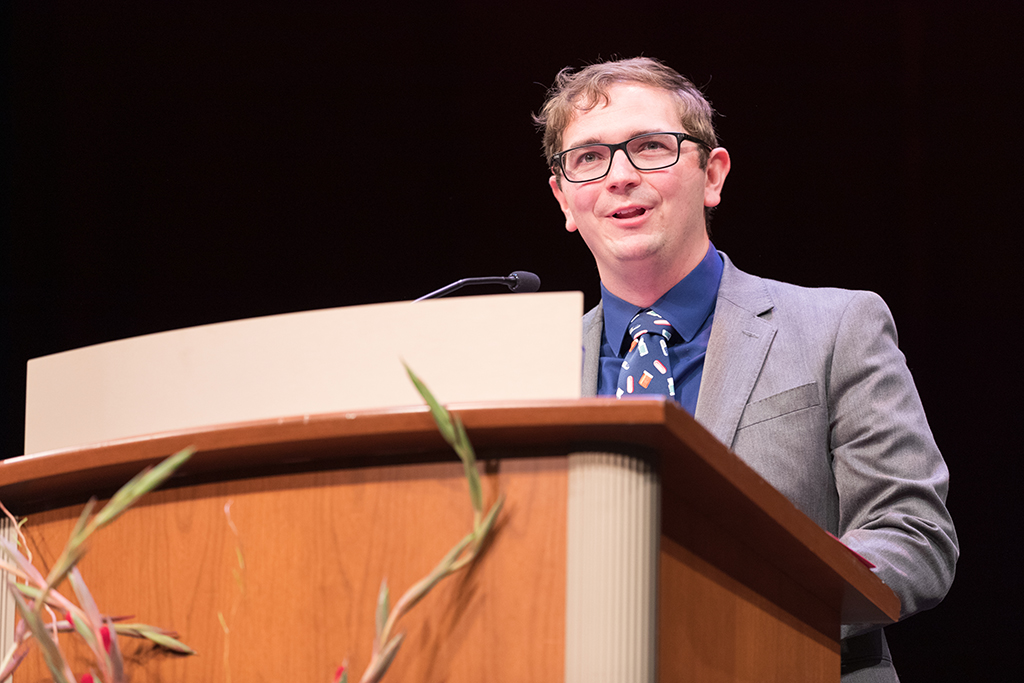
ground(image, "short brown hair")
xmin=534 ymin=57 xmax=718 ymax=173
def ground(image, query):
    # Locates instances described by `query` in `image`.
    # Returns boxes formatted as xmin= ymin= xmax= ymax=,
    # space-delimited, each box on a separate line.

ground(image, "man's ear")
xmin=549 ymin=175 xmax=578 ymax=233
xmin=703 ymin=147 xmax=731 ymax=208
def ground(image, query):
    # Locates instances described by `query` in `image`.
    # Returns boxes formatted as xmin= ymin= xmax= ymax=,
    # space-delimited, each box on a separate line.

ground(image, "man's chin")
xmin=605 ymin=235 xmax=665 ymax=263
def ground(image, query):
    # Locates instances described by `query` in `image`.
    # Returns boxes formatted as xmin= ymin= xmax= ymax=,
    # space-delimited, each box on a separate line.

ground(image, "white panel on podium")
xmin=24 ymin=292 xmax=583 ymax=455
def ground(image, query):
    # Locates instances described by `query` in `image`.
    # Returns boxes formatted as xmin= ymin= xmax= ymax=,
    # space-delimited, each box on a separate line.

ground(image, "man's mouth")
xmin=613 ymin=207 xmax=647 ymax=219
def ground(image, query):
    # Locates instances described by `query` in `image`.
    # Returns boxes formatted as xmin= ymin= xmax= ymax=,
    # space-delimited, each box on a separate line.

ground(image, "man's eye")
xmin=639 ymin=140 xmax=668 ymax=152
xmin=570 ymin=148 xmax=607 ymax=168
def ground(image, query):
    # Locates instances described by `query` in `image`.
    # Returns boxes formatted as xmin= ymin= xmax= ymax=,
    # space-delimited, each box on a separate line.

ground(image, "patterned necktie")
xmin=616 ymin=308 xmax=677 ymax=399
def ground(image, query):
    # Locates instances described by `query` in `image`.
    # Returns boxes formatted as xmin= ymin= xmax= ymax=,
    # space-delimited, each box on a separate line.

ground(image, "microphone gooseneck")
xmin=414 ymin=271 xmax=541 ymax=301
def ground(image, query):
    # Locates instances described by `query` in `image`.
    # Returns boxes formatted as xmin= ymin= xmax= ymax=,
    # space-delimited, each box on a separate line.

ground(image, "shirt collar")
xmin=601 ymin=242 xmax=724 ymax=354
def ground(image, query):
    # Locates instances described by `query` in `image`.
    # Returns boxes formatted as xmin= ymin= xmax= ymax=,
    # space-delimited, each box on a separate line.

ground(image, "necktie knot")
xmin=616 ymin=308 xmax=677 ymax=399
xmin=625 ymin=308 xmax=677 ymax=346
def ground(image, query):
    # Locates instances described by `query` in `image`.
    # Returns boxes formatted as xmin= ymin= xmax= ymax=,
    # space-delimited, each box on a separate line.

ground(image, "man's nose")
xmin=605 ymin=149 xmax=641 ymax=188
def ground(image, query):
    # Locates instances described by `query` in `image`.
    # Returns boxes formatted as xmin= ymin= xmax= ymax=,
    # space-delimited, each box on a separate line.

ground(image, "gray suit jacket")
xmin=582 ymin=253 xmax=958 ymax=682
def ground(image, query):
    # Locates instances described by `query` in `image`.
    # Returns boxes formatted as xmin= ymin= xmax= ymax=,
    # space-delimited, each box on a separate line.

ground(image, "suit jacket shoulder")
xmin=698 ymin=253 xmax=883 ymax=448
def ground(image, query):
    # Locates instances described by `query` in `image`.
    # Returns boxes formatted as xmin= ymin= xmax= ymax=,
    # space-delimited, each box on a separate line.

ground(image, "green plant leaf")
xmin=476 ymin=494 xmax=504 ymax=544
xmin=69 ymin=610 xmax=99 ymax=651
xmin=44 ymin=507 xmax=95 ymax=603
xmin=67 ymin=498 xmax=97 ymax=548
xmin=9 ymin=584 xmax=73 ymax=683
xmin=68 ymin=567 xmax=110 ymax=662
xmin=69 ymin=567 xmax=101 ymax=622
xmin=10 ymin=582 xmax=74 ymax=617
xmin=451 ymin=494 xmax=505 ymax=572
xmin=452 ymin=416 xmax=482 ymax=513
xmin=375 ymin=579 xmax=390 ymax=642
xmin=362 ymin=632 xmax=406 ymax=683
xmin=41 ymin=538 xmax=91 ymax=605
xmin=143 ymin=629 xmax=196 ymax=654
xmin=109 ymin=622 xmax=196 ymax=654
xmin=405 ymin=364 xmax=484 ymax=514
xmin=90 ymin=447 xmax=195 ymax=531
xmin=105 ymin=616 xmax=125 ymax=683
xmin=403 ymin=364 xmax=456 ymax=444
xmin=37 ymin=448 xmax=196 ymax=606
xmin=361 ymin=364 xmax=504 ymax=683
xmin=108 ymin=622 xmax=196 ymax=654
xmin=400 ymin=531 xmax=473 ymax=614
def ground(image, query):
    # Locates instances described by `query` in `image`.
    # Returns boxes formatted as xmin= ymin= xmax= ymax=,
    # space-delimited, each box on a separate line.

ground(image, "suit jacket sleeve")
xmin=828 ymin=291 xmax=958 ymax=633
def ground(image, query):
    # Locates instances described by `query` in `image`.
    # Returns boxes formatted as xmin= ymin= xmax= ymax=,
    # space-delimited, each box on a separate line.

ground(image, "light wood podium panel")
xmin=1 ymin=399 xmax=899 ymax=682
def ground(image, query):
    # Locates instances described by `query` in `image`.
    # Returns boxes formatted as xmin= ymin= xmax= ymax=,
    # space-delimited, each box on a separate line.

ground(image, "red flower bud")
xmin=100 ymin=625 xmax=111 ymax=652
xmin=333 ymin=664 xmax=347 ymax=683
xmin=81 ymin=674 xmax=94 ymax=683
xmin=64 ymin=611 xmax=73 ymax=624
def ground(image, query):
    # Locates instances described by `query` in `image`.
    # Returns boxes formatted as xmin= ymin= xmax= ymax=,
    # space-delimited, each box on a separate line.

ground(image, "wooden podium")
xmin=0 ymin=398 xmax=898 ymax=682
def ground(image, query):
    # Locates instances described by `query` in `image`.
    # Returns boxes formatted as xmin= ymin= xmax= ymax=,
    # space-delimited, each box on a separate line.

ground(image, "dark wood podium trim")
xmin=1 ymin=398 xmax=899 ymax=629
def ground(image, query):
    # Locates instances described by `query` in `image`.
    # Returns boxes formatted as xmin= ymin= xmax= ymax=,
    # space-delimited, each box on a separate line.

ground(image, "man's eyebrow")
xmin=564 ymin=129 xmax=665 ymax=149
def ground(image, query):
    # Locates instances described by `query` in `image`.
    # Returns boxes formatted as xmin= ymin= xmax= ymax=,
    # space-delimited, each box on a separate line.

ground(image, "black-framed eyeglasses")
xmin=552 ymin=132 xmax=711 ymax=183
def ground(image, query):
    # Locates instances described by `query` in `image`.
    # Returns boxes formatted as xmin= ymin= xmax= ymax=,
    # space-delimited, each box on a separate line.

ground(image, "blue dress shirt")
xmin=597 ymin=242 xmax=723 ymax=414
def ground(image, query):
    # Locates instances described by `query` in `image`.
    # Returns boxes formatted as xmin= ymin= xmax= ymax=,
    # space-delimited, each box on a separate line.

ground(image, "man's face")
xmin=549 ymin=83 xmax=729 ymax=296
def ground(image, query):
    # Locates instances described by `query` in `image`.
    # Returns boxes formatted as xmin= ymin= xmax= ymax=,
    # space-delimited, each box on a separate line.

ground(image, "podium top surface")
xmin=0 ymin=398 xmax=900 ymax=626
xmin=23 ymin=292 xmax=584 ymax=454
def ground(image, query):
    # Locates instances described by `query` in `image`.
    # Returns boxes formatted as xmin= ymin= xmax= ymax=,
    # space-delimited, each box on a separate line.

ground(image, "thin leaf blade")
xmin=90 ymin=447 xmax=194 ymax=531
xmin=140 ymin=629 xmax=196 ymax=655
xmin=362 ymin=632 xmax=405 ymax=683
xmin=452 ymin=416 xmax=482 ymax=513
xmin=9 ymin=584 xmax=73 ymax=683
xmin=403 ymin=364 xmax=456 ymax=444
xmin=375 ymin=579 xmax=390 ymax=642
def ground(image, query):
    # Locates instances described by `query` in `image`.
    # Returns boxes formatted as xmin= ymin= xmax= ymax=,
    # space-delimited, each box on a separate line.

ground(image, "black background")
xmin=3 ymin=2 xmax=1021 ymax=679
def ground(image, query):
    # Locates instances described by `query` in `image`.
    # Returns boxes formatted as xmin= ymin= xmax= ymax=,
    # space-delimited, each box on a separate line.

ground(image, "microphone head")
xmin=508 ymin=271 xmax=541 ymax=293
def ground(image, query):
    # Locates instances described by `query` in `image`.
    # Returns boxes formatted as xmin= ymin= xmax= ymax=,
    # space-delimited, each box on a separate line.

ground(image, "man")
xmin=535 ymin=57 xmax=957 ymax=682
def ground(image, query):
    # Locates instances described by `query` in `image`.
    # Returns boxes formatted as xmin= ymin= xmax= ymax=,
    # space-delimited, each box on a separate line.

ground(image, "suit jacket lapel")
xmin=581 ymin=303 xmax=604 ymax=397
xmin=695 ymin=254 xmax=777 ymax=448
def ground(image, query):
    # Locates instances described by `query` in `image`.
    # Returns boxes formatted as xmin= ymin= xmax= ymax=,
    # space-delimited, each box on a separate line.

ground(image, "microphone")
xmin=415 ymin=271 xmax=541 ymax=302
